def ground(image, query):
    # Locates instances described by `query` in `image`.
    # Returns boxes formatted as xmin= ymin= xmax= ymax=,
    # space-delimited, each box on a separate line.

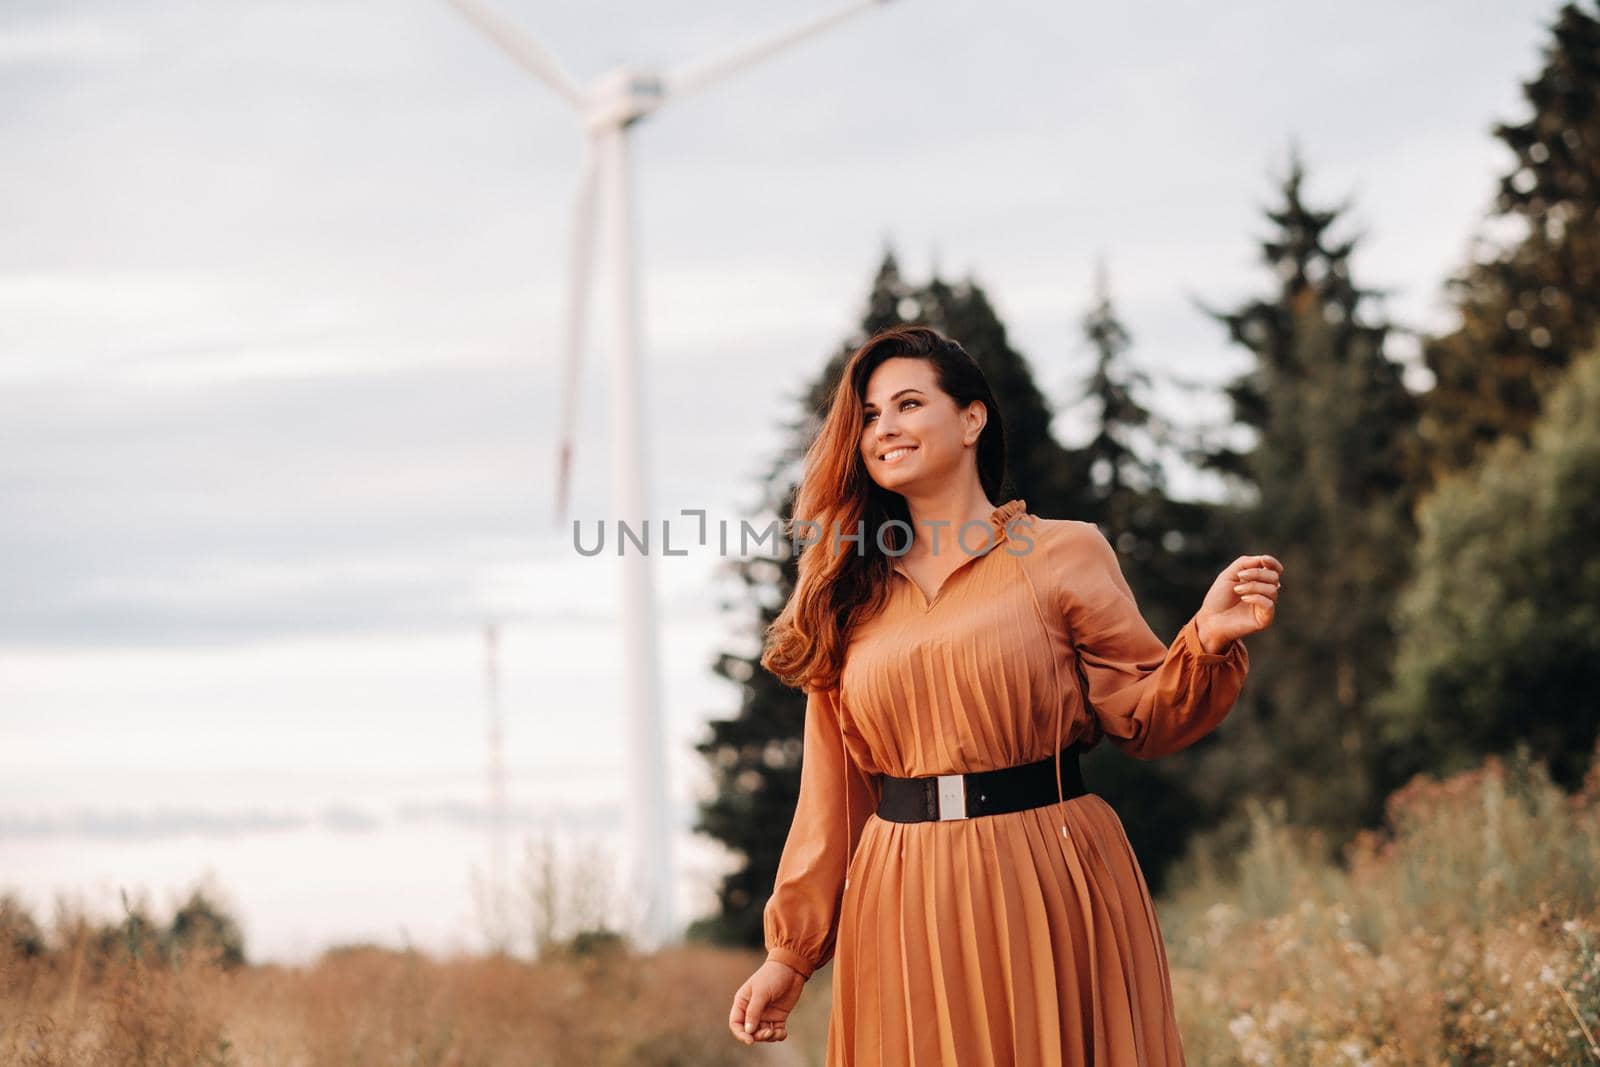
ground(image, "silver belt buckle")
xmin=936 ymin=773 xmax=967 ymax=820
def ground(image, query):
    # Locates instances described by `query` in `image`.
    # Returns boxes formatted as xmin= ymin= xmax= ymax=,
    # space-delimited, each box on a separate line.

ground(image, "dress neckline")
xmin=889 ymin=497 xmax=1028 ymax=612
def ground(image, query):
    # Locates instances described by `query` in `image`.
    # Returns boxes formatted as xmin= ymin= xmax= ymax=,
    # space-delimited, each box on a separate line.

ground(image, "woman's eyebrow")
xmin=863 ymin=388 xmax=925 ymax=409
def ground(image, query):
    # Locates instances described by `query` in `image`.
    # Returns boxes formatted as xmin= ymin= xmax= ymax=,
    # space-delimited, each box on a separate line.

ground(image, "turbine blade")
xmin=660 ymin=0 xmax=894 ymax=101
xmin=445 ymin=0 xmax=585 ymax=109
xmin=555 ymin=138 xmax=603 ymax=526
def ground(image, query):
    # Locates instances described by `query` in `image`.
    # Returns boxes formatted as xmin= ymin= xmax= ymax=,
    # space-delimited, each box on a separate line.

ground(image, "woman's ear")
xmin=964 ymin=399 xmax=987 ymax=446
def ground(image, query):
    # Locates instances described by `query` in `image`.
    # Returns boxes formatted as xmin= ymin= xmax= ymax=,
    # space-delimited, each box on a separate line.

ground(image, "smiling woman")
xmin=727 ymin=324 xmax=1282 ymax=1064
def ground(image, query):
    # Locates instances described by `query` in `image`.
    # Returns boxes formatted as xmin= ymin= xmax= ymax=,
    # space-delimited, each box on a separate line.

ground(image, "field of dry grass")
xmin=5 ymin=743 xmax=1599 ymax=1065
xmin=0 ymin=932 xmax=812 ymax=1066
xmin=1162 ymin=744 xmax=1600 ymax=1065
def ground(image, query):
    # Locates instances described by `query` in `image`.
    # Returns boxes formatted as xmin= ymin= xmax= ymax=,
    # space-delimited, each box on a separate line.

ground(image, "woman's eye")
xmin=864 ymin=399 xmax=919 ymax=425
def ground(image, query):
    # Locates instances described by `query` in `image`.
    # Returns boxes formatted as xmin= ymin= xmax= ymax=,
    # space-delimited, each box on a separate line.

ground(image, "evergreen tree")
xmin=1420 ymin=2 xmax=1600 ymax=481
xmin=1066 ymin=256 xmax=1230 ymax=640
xmin=0 ymin=894 xmax=45 ymax=959
xmin=163 ymin=887 xmax=247 ymax=969
xmin=1076 ymin=256 xmax=1163 ymax=506
xmin=1052 ymin=258 xmax=1245 ymax=892
xmin=1191 ymin=146 xmax=1423 ymax=850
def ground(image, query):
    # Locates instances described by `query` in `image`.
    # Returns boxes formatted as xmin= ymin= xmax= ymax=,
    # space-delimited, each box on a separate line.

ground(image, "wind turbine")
xmin=445 ymin=0 xmax=896 ymax=948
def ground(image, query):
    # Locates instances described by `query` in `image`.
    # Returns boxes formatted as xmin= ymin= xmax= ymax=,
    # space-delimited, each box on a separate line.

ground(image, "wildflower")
xmin=1337 ymin=1037 xmax=1370 ymax=1065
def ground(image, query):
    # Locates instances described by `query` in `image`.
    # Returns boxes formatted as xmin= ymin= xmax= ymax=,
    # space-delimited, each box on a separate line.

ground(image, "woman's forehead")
xmin=864 ymin=357 xmax=936 ymax=401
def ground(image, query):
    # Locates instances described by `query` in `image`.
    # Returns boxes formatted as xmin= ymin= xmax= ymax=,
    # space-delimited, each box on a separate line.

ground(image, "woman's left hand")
xmin=1195 ymin=554 xmax=1283 ymax=652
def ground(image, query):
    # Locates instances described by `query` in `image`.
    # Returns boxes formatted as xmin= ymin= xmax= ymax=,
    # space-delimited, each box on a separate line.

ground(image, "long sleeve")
xmin=762 ymin=683 xmax=880 ymax=980
xmin=1053 ymin=519 xmax=1250 ymax=760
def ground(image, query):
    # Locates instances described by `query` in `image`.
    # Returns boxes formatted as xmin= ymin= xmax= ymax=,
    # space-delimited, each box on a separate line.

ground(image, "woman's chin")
xmin=874 ymin=467 xmax=921 ymax=492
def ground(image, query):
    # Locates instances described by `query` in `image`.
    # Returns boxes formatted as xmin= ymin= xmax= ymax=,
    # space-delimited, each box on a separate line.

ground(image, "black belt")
xmin=876 ymin=743 xmax=1090 ymax=823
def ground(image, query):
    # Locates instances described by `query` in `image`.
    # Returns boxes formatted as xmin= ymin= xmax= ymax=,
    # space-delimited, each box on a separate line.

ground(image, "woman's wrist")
xmin=763 ymin=951 xmax=810 ymax=980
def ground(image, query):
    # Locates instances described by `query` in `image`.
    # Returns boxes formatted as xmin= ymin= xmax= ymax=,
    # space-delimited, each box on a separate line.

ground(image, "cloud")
xmin=0 ymin=353 xmax=616 ymax=646
xmin=0 ymin=16 xmax=147 ymax=67
xmin=0 ymin=805 xmax=308 ymax=839
xmin=0 ymin=797 xmax=697 ymax=839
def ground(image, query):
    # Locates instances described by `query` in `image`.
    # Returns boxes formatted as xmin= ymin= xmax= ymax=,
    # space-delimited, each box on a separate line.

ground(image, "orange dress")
xmin=762 ymin=499 xmax=1250 ymax=1066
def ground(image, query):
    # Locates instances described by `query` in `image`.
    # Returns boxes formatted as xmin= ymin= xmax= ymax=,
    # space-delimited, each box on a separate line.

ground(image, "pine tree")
xmin=1076 ymin=256 xmax=1163 ymax=503
xmin=1050 ymin=258 xmax=1245 ymax=892
xmin=1066 ymin=257 xmax=1228 ymax=640
xmin=1192 ymin=146 xmax=1423 ymax=848
xmin=1420 ymin=2 xmax=1600 ymax=481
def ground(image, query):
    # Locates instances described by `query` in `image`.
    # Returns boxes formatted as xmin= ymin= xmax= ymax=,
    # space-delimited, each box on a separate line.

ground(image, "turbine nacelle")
xmin=580 ymin=67 xmax=667 ymax=132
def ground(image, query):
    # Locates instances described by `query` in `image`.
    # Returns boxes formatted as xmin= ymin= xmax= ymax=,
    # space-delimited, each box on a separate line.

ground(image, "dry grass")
xmin=1163 ymin=742 xmax=1600 ymax=1065
xmin=0 ymin=933 xmax=804 ymax=1066
xmin=7 ymin=744 xmax=1600 ymax=1064
xmin=0 ymin=835 xmax=804 ymax=1067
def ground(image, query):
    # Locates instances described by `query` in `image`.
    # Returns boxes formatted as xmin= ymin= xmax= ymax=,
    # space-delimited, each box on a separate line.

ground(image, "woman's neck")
xmin=897 ymin=486 xmax=998 ymax=561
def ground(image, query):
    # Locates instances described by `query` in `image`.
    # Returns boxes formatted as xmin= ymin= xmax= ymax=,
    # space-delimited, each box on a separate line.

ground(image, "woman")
xmin=726 ymin=325 xmax=1282 ymax=1064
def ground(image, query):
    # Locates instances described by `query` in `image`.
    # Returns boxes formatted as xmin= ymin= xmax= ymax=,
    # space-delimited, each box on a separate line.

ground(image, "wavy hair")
xmin=761 ymin=324 xmax=1009 ymax=692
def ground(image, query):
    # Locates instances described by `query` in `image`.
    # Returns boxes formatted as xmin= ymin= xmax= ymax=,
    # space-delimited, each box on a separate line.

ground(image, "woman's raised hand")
xmin=1196 ymin=553 xmax=1283 ymax=650
xmin=728 ymin=958 xmax=806 ymax=1045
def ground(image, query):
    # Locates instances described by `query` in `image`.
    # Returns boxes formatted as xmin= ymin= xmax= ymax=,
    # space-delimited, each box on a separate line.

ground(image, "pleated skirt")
xmin=826 ymin=792 xmax=1188 ymax=1066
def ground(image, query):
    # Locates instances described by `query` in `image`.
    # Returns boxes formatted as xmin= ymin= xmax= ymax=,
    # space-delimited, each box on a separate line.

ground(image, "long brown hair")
xmin=761 ymin=324 xmax=1010 ymax=692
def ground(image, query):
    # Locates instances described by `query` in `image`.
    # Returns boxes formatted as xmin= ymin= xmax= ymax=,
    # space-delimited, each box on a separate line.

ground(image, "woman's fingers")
xmin=744 ymin=988 xmax=772 ymax=1036
xmin=729 ymin=986 xmax=758 ymax=1045
xmin=1234 ymin=556 xmax=1284 ymax=582
xmin=1231 ymin=579 xmax=1278 ymax=599
xmin=738 ymin=991 xmax=791 ymax=1042
xmin=1235 ymin=567 xmax=1282 ymax=584
xmin=730 ymin=1019 xmax=787 ymax=1044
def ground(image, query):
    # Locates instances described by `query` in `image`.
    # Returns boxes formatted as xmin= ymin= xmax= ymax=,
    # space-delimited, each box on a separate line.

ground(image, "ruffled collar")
xmin=988 ymin=497 xmax=1028 ymax=542
xmin=889 ymin=497 xmax=1029 ymax=571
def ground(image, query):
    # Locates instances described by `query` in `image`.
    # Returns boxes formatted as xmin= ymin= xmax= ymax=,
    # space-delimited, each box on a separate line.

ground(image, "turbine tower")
xmin=484 ymin=620 xmax=508 ymax=952
xmin=445 ymin=0 xmax=896 ymax=948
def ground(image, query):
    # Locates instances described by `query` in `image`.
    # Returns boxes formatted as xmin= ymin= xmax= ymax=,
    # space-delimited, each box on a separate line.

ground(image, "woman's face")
xmin=858 ymin=356 xmax=985 ymax=494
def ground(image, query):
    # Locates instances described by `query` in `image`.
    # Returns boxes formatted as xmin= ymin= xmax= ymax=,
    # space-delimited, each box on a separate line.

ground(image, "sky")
xmin=0 ymin=0 xmax=1564 ymax=964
